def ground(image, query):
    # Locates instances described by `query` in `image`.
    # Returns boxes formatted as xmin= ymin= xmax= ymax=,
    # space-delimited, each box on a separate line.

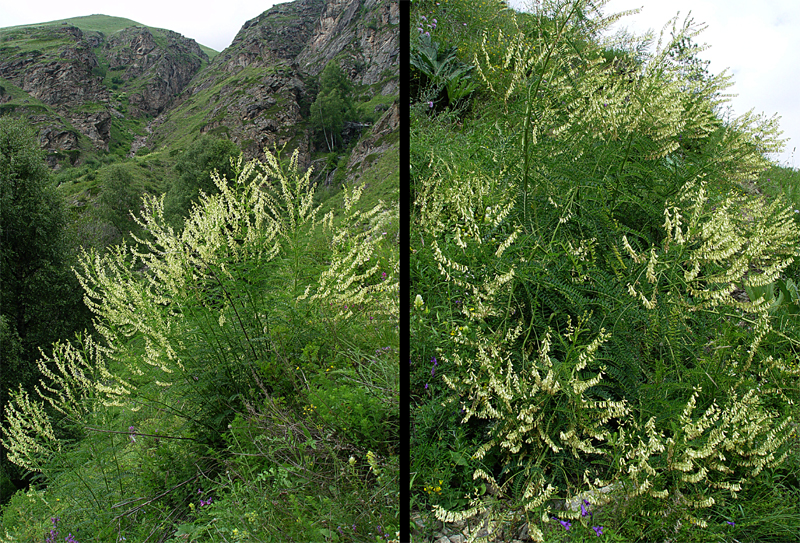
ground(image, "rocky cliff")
xmin=0 ymin=25 xmax=111 ymax=159
xmin=104 ymin=27 xmax=208 ymax=117
xmin=297 ymin=0 xmax=399 ymax=92
xmin=150 ymin=0 xmax=399 ymax=172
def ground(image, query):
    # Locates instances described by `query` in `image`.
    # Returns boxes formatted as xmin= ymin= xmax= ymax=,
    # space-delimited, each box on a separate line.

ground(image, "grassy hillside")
xmin=0 ymin=14 xmax=219 ymax=58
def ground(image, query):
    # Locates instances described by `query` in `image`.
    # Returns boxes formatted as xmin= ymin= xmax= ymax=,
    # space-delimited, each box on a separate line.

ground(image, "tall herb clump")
xmin=2 ymin=148 xmax=398 ymax=540
xmin=411 ymin=0 xmax=799 ymax=540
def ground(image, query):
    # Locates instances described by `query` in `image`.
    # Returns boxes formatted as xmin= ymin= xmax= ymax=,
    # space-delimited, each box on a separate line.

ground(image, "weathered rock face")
xmin=346 ymin=101 xmax=398 ymax=180
xmin=39 ymin=126 xmax=81 ymax=151
xmin=0 ymin=28 xmax=103 ymax=103
xmin=220 ymin=0 xmax=325 ymax=70
xmin=358 ymin=0 xmax=400 ymax=91
xmin=104 ymin=27 xmax=208 ymax=116
xmin=154 ymin=0 xmax=398 ymax=173
xmin=0 ymin=26 xmax=111 ymax=150
xmin=152 ymin=0 xmax=329 ymax=167
xmin=296 ymin=0 xmax=399 ymax=93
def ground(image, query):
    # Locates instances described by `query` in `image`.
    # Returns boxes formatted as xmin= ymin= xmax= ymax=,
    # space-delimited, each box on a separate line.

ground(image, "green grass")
xmin=0 ymin=77 xmax=50 ymax=108
xmin=0 ymin=27 xmax=71 ymax=54
xmin=356 ymin=93 xmax=398 ymax=124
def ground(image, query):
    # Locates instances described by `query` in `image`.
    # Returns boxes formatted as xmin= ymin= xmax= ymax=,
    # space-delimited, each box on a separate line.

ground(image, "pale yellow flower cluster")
xmin=3 ymin=147 xmax=398 ymax=477
xmin=299 ymin=181 xmax=398 ymax=321
xmin=419 ymin=5 xmax=797 ymax=536
xmin=2 ymin=388 xmax=60 ymax=473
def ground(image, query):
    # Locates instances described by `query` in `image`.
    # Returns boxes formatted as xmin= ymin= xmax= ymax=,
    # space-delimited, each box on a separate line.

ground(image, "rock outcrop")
xmin=104 ymin=27 xmax=208 ymax=116
xmin=0 ymin=26 xmax=111 ymax=150
xmin=0 ymin=0 xmax=399 ymax=181
xmin=219 ymin=0 xmax=325 ymax=70
xmin=345 ymin=100 xmax=398 ymax=181
xmin=297 ymin=0 xmax=399 ymax=94
xmin=152 ymin=0 xmax=399 ymax=173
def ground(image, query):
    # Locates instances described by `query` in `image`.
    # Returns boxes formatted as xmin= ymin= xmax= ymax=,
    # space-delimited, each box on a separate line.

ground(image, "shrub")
xmin=2 ymin=147 xmax=398 ymax=540
xmin=411 ymin=1 xmax=800 ymax=541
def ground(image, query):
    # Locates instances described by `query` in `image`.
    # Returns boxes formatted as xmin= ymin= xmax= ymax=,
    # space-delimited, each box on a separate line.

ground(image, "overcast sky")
xmin=508 ymin=0 xmax=800 ymax=168
xmin=0 ymin=0 xmax=289 ymax=52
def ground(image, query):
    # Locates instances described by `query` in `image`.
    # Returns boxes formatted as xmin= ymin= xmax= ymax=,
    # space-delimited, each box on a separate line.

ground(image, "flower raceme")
xmin=2 ymin=148 xmax=398 ymax=484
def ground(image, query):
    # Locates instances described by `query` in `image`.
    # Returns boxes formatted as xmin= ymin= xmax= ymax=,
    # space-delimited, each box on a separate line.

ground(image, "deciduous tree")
xmin=310 ymin=61 xmax=356 ymax=151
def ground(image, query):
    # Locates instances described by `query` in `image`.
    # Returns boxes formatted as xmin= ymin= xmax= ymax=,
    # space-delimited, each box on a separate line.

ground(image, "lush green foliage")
xmin=0 ymin=117 xmax=91 ymax=503
xmin=1 ymin=147 xmax=399 ymax=542
xmin=95 ymin=165 xmax=146 ymax=246
xmin=410 ymin=1 xmax=800 ymax=541
xmin=162 ymin=135 xmax=242 ymax=228
xmin=310 ymin=61 xmax=357 ymax=152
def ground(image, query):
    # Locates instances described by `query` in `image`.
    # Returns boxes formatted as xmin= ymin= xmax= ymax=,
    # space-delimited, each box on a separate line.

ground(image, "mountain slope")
xmin=0 ymin=15 xmax=213 ymax=164
xmin=149 ymin=0 xmax=399 ymax=171
xmin=0 ymin=0 xmax=399 ymax=236
xmin=1 ymin=14 xmax=218 ymax=59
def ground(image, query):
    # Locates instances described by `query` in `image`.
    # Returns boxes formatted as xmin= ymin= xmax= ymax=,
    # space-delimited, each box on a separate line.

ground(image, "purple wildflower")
xmin=551 ymin=517 xmax=571 ymax=530
xmin=592 ymin=526 xmax=603 ymax=536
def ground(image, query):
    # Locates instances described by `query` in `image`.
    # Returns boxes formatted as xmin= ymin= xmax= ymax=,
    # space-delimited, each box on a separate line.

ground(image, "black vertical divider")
xmin=399 ymin=0 xmax=411 ymax=541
